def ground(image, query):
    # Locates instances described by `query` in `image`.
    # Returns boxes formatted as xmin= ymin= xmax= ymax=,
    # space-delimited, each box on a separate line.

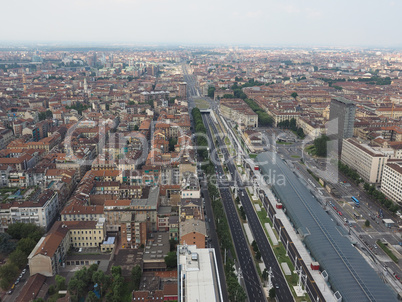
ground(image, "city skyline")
xmin=2 ymin=0 xmax=402 ymax=47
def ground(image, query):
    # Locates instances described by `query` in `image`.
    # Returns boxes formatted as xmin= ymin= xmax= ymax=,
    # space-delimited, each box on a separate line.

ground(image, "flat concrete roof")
xmin=178 ymin=245 xmax=223 ymax=302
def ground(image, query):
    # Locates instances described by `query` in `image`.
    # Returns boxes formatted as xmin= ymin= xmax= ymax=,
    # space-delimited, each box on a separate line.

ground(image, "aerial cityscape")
xmin=2 ymin=2 xmax=402 ymax=302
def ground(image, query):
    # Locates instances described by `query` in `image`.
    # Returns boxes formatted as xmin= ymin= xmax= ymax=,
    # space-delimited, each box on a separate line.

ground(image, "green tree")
xmin=0 ymin=233 xmax=16 ymax=255
xmin=48 ymin=284 xmax=56 ymax=295
xmin=7 ymin=222 xmax=44 ymax=241
xmin=289 ymin=118 xmax=297 ymax=130
xmin=364 ymin=182 xmax=370 ymax=191
xmin=365 ymin=220 xmax=370 ymax=227
xmin=269 ymin=287 xmax=276 ymax=299
xmin=17 ymin=237 xmax=37 ymax=256
xmin=251 ymin=240 xmax=258 ymax=252
xmin=239 ymin=206 xmax=246 ymax=220
xmin=291 ymin=92 xmax=298 ymax=99
xmin=256 ymin=250 xmax=261 ymax=261
xmin=92 ymin=270 xmax=106 ymax=297
xmin=9 ymin=249 xmax=27 ymax=269
xmin=169 ymin=137 xmax=177 ymax=152
xmin=133 ymin=124 xmax=139 ymax=131
xmin=0 ymin=263 xmax=19 ymax=290
xmin=111 ymin=266 xmax=122 ymax=277
xmin=86 ymin=291 xmax=99 ymax=302
xmin=262 ymin=268 xmax=268 ymax=281
xmin=296 ymin=127 xmax=305 ymax=138
xmin=165 ymin=251 xmax=177 ymax=269
xmin=55 ymin=275 xmax=66 ymax=291
xmin=169 ymin=238 xmax=177 ymax=251
xmin=68 ymin=278 xmax=86 ymax=299
xmin=208 ymin=87 xmax=215 ymax=98
xmin=131 ymin=265 xmax=142 ymax=291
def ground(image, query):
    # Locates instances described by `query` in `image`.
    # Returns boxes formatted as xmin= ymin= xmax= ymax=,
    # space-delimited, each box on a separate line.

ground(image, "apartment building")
xmin=9 ymin=189 xmax=59 ymax=230
xmin=66 ymin=219 xmax=106 ymax=248
xmin=61 ymin=203 xmax=105 ymax=222
xmin=341 ymin=138 xmax=388 ymax=183
xmin=219 ymin=98 xmax=258 ymax=129
xmin=266 ymin=107 xmax=300 ymax=127
xmin=180 ymin=219 xmax=207 ymax=248
xmin=28 ymin=219 xmax=106 ymax=277
xmin=381 ymin=161 xmax=402 ymax=205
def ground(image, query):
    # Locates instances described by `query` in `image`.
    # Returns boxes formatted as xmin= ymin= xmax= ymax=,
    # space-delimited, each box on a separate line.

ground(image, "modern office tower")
xmin=329 ymin=97 xmax=356 ymax=153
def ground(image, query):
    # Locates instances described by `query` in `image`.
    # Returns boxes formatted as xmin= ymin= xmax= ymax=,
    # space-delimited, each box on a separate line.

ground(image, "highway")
xmin=185 ymin=64 xmax=293 ymax=301
xmin=187 ymin=96 xmax=229 ymax=301
xmin=202 ymin=112 xmax=267 ymax=302
xmin=206 ymin=113 xmax=294 ymax=302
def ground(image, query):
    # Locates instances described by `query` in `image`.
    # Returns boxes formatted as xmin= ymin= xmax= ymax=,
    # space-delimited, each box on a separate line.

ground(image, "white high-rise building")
xmin=177 ymin=245 xmax=223 ymax=302
xmin=381 ymin=161 xmax=402 ymax=205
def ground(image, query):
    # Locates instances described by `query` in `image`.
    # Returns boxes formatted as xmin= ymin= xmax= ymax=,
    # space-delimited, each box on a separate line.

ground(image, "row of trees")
xmin=208 ymin=87 xmax=216 ymax=98
xmin=338 ymin=161 xmax=362 ymax=185
xmin=65 ymin=103 xmax=90 ymax=115
xmin=251 ymin=240 xmax=261 ymax=261
xmin=191 ymin=108 xmax=209 ymax=160
xmin=277 ymin=118 xmax=305 ymax=138
xmin=192 ymin=113 xmax=246 ymax=302
xmin=339 ymin=162 xmax=399 ymax=213
xmin=363 ymin=182 xmax=399 ymax=213
xmin=320 ymin=76 xmax=392 ymax=87
xmin=207 ymin=180 xmax=246 ymax=301
xmin=0 ymin=223 xmax=44 ymax=290
xmin=243 ymin=98 xmax=273 ymax=127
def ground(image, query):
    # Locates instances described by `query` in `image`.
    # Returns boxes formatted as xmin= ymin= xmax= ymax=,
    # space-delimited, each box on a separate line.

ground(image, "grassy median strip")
xmin=377 ymin=240 xmax=399 ymax=263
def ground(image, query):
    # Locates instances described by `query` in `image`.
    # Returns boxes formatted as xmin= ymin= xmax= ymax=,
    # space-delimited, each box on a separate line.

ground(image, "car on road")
xmin=7 ymin=290 xmax=12 ymax=295
xmin=275 ymin=283 xmax=280 ymax=289
xmin=338 ymin=211 xmax=343 ymax=216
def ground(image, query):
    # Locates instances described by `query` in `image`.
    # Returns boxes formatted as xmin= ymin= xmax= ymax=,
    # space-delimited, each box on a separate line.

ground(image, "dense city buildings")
xmin=0 ymin=46 xmax=402 ymax=301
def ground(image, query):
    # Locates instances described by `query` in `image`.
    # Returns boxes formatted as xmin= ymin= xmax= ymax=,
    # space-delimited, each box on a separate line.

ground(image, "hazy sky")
xmin=2 ymin=0 xmax=402 ymax=47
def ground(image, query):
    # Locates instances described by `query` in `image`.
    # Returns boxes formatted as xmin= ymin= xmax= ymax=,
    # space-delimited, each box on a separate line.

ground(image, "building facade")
xmin=341 ymin=138 xmax=387 ymax=183
xmin=381 ymin=162 xmax=402 ymax=205
xmin=329 ymin=97 xmax=356 ymax=153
